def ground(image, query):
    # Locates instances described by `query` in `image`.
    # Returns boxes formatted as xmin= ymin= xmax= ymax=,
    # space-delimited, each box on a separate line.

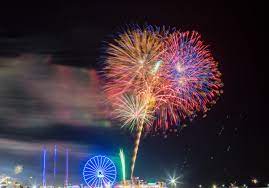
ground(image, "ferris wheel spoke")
xmin=98 ymin=177 xmax=103 ymax=188
xmin=87 ymin=176 xmax=96 ymax=186
xmin=104 ymin=173 xmax=116 ymax=180
xmin=93 ymin=157 xmax=100 ymax=169
xmin=84 ymin=166 xmax=96 ymax=172
xmin=102 ymin=157 xmax=109 ymax=171
xmin=84 ymin=171 xmax=96 ymax=176
xmin=83 ymin=172 xmax=96 ymax=178
xmin=83 ymin=169 xmax=96 ymax=174
xmin=104 ymin=164 xmax=113 ymax=173
xmin=83 ymin=173 xmax=95 ymax=178
xmin=103 ymin=177 xmax=111 ymax=187
xmin=90 ymin=158 xmax=97 ymax=170
xmin=103 ymin=176 xmax=112 ymax=184
xmin=97 ymin=156 xmax=102 ymax=169
xmin=102 ymin=157 xmax=110 ymax=169
xmin=104 ymin=163 xmax=114 ymax=170
xmin=104 ymin=171 xmax=116 ymax=176
xmin=100 ymin=156 xmax=106 ymax=169
xmin=84 ymin=176 xmax=96 ymax=182
xmin=89 ymin=158 xmax=98 ymax=171
xmin=101 ymin=178 xmax=106 ymax=186
xmin=105 ymin=172 xmax=116 ymax=178
xmin=91 ymin=176 xmax=99 ymax=188
xmin=85 ymin=165 xmax=95 ymax=169
xmin=95 ymin=177 xmax=99 ymax=188
xmin=96 ymin=156 xmax=101 ymax=168
xmin=93 ymin=157 xmax=99 ymax=169
xmin=84 ymin=172 xmax=96 ymax=177
xmin=104 ymin=168 xmax=116 ymax=173
xmin=100 ymin=156 xmax=104 ymax=169
xmin=96 ymin=178 xmax=100 ymax=188
xmin=84 ymin=172 xmax=96 ymax=178
xmin=97 ymin=178 xmax=102 ymax=188
xmin=105 ymin=165 xmax=116 ymax=171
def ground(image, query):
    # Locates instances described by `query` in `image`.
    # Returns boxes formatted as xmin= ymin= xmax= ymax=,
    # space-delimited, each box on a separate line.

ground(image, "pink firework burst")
xmin=153 ymin=31 xmax=223 ymax=129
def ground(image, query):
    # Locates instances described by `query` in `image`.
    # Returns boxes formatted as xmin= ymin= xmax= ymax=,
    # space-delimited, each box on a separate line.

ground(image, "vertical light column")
xmin=53 ymin=145 xmax=57 ymax=186
xmin=65 ymin=149 xmax=69 ymax=187
xmin=42 ymin=148 xmax=47 ymax=188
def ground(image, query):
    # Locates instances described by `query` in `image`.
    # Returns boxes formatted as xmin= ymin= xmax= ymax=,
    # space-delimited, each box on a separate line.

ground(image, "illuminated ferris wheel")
xmin=83 ymin=155 xmax=117 ymax=188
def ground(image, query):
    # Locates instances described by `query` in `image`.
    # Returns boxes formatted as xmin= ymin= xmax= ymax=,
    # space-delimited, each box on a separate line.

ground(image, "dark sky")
xmin=0 ymin=1 xmax=267 ymax=187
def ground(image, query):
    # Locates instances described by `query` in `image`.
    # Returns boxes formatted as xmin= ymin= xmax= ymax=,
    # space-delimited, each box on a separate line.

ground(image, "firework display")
xmin=119 ymin=149 xmax=126 ymax=182
xmin=104 ymin=28 xmax=163 ymax=109
xmin=103 ymin=26 xmax=223 ymax=178
xmin=155 ymin=31 xmax=223 ymax=128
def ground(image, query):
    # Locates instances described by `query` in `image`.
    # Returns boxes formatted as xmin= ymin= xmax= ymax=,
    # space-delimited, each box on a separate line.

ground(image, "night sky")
xmin=0 ymin=1 xmax=267 ymax=187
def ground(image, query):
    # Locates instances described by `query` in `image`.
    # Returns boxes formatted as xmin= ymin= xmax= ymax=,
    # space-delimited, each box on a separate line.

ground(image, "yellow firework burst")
xmin=113 ymin=94 xmax=155 ymax=131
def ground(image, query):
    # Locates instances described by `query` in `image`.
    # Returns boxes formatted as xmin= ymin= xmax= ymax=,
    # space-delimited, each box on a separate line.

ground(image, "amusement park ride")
xmin=82 ymin=155 xmax=166 ymax=188
xmin=0 ymin=147 xmax=165 ymax=188
xmin=83 ymin=155 xmax=117 ymax=188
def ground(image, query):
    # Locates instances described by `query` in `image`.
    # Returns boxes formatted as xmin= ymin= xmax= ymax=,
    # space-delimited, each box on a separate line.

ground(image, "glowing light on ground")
xmin=167 ymin=172 xmax=183 ymax=187
xmin=14 ymin=165 xmax=23 ymax=174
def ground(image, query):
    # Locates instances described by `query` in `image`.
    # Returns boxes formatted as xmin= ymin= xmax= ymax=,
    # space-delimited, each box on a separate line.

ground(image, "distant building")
xmin=0 ymin=176 xmax=23 ymax=188
xmin=114 ymin=177 xmax=167 ymax=188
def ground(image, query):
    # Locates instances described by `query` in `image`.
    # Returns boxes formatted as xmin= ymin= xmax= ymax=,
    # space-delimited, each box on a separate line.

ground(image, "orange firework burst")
xmin=104 ymin=27 xmax=165 ymax=101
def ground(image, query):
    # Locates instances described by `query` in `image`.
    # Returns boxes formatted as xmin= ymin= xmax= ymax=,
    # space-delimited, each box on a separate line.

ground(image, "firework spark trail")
xmin=130 ymin=124 xmax=143 ymax=179
xmin=113 ymin=93 xmax=155 ymax=177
